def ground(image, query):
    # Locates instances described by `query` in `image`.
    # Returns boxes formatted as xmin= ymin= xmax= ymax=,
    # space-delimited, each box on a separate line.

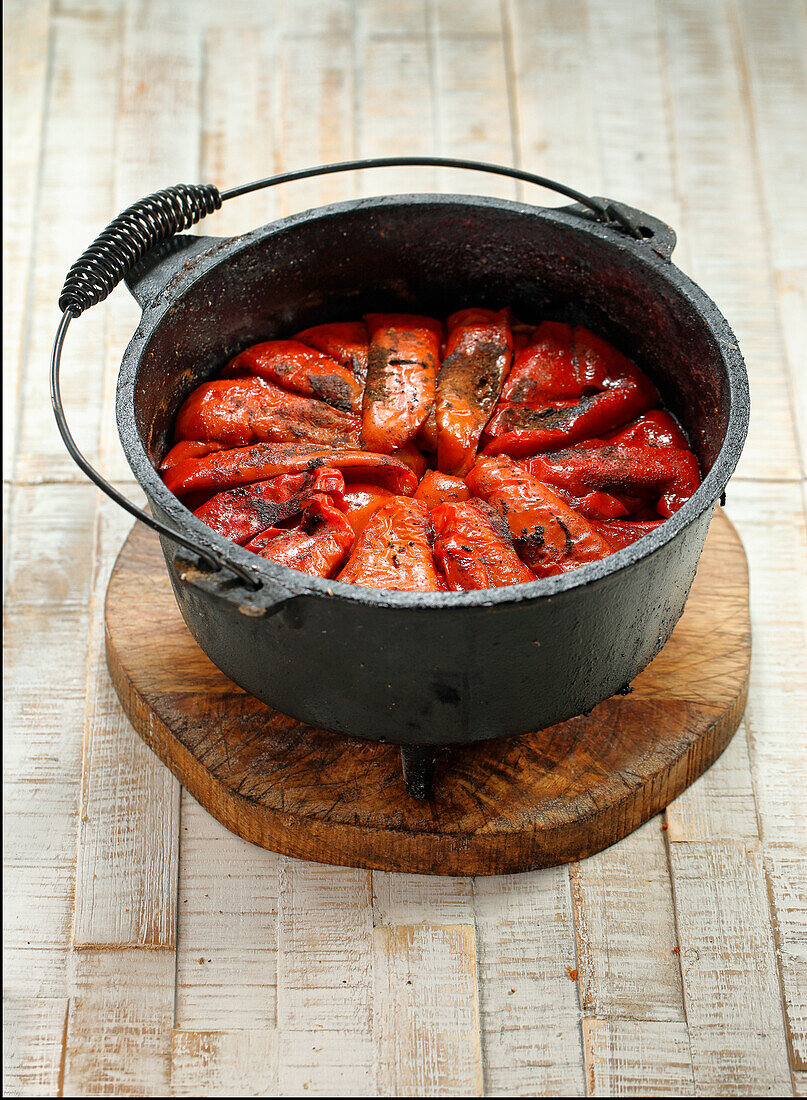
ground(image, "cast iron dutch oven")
xmin=52 ymin=158 xmax=749 ymax=797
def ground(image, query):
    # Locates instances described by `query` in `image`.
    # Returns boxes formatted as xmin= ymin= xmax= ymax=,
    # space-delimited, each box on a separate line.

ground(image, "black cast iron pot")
xmin=52 ymin=158 xmax=749 ymax=798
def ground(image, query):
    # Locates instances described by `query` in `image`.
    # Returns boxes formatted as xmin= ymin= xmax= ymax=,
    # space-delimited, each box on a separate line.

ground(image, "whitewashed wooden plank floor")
xmin=3 ymin=0 xmax=805 ymax=1094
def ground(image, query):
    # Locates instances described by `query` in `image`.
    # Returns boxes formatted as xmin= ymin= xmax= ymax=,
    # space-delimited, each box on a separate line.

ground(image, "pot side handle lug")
xmin=174 ymin=551 xmax=296 ymax=619
xmin=125 ymin=233 xmax=225 ymax=310
xmin=558 ymin=199 xmax=677 ymax=261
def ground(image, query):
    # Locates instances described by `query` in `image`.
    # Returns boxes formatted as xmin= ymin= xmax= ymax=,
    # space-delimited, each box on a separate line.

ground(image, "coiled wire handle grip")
xmin=51 ymin=156 xmax=644 ymax=588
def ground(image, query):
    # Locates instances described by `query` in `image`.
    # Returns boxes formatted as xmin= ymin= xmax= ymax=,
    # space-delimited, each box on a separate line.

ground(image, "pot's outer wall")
xmin=118 ymin=195 xmax=748 ymax=746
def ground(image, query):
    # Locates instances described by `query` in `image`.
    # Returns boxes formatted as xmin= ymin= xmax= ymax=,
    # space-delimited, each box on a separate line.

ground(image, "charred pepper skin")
xmin=226 ymin=339 xmax=364 ymax=414
xmin=466 ymin=455 xmax=613 ymax=577
xmin=485 ymin=324 xmax=658 ymax=457
xmin=337 ymin=496 xmax=442 ymax=591
xmin=525 ymin=445 xmax=701 ymax=518
xmin=163 ymin=443 xmax=418 ymax=498
xmin=294 ymin=321 xmax=369 ymax=383
xmin=432 ymin=498 xmax=536 ymax=590
xmin=361 ymin=314 xmax=443 ymax=454
xmin=193 ymin=468 xmax=345 ymax=545
xmin=414 ymin=470 xmax=470 ymax=511
xmin=244 ymin=493 xmax=356 ymax=578
xmin=435 ymin=308 xmax=513 ymax=476
xmin=174 ymin=376 xmax=361 ymax=448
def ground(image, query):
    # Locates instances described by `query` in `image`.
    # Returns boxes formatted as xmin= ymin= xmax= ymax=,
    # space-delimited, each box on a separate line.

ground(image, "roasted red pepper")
xmin=597 ymin=409 xmax=689 ymax=450
xmin=226 ymin=340 xmax=364 ymax=414
xmin=499 ymin=322 xmax=579 ymax=403
xmin=334 ymin=483 xmax=395 ymax=537
xmin=244 ymin=493 xmax=355 ymax=577
xmin=162 ymin=443 xmax=418 ymax=498
xmin=294 ymin=321 xmax=369 ymax=382
xmin=361 ymin=314 xmax=443 ymax=453
xmin=414 ymin=470 xmax=470 ymax=511
xmin=432 ymin=498 xmax=536 ymax=590
xmin=193 ymin=467 xmax=344 ymax=545
xmin=590 ymin=520 xmax=664 ymax=549
xmin=160 ymin=309 xmax=703 ymax=587
xmin=435 ymin=308 xmax=513 ymax=476
xmin=390 ymin=441 xmax=429 ymax=480
xmin=485 ymin=324 xmax=658 ymax=457
xmin=160 ymin=439 xmax=227 ymax=470
xmin=174 ymin=376 xmax=361 ymax=448
xmin=549 ymin=488 xmax=629 ymax=521
xmin=337 ymin=496 xmax=441 ymax=591
xmin=466 ymin=455 xmax=613 ymax=576
xmin=524 ymin=445 xmax=701 ymax=518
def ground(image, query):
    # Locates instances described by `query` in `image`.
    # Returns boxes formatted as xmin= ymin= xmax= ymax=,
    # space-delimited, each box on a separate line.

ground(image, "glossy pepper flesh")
xmin=432 ymin=498 xmax=536 ymax=590
xmin=466 ymin=455 xmax=613 ymax=577
xmin=160 ymin=439 xmax=227 ymax=470
xmin=590 ymin=519 xmax=664 ymax=549
xmin=174 ymin=376 xmax=361 ymax=448
xmin=596 ymin=409 xmax=689 ymax=450
xmin=226 ymin=340 xmax=364 ymax=414
xmin=334 ymin=482 xmax=395 ymax=537
xmin=414 ymin=470 xmax=470 ymax=511
xmin=336 ymin=496 xmax=441 ymax=591
xmin=361 ymin=314 xmax=443 ymax=453
xmin=435 ymin=308 xmax=513 ymax=476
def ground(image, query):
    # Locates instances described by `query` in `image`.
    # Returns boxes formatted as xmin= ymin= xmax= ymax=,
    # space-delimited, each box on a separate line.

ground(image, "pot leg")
xmin=400 ymin=745 xmax=436 ymax=800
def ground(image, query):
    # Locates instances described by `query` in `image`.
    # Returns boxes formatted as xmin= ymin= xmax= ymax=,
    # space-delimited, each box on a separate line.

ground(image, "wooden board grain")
xmin=104 ymin=510 xmax=749 ymax=877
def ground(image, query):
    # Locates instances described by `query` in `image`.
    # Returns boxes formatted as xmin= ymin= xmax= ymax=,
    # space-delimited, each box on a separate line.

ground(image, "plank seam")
xmin=762 ymin=848 xmax=805 ymax=1081
xmin=56 ymin=997 xmax=69 ymax=1099
xmin=566 ymin=864 xmax=589 ymax=1098
xmin=660 ymin=809 xmax=696 ymax=1065
xmin=499 ymin=0 xmax=523 ymax=201
xmin=469 ymin=879 xmax=488 ymax=1096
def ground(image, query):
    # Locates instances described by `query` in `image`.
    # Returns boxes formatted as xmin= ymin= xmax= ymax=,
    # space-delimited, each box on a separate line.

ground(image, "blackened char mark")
xmin=557 ymin=519 xmax=573 ymax=555
xmin=496 ymin=394 xmax=597 ymax=432
xmin=309 ymin=374 xmax=353 ymax=414
xmin=516 ymin=525 xmax=545 ymax=554
xmin=364 ymin=346 xmax=391 ymax=404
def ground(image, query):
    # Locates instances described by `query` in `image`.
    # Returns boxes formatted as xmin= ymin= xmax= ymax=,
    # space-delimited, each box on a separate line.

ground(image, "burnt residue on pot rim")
xmin=116 ymin=193 xmax=749 ymax=612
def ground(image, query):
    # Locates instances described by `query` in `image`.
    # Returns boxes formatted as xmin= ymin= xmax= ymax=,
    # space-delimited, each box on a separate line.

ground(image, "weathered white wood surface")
xmin=3 ymin=0 xmax=805 ymax=1094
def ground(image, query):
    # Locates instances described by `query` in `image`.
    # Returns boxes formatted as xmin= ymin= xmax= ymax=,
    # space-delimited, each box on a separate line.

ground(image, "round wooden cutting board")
xmin=105 ymin=511 xmax=749 ymax=876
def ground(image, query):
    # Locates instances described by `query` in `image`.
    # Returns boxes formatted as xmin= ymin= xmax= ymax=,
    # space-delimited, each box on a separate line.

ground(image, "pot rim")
xmin=117 ymin=192 xmax=749 ymax=610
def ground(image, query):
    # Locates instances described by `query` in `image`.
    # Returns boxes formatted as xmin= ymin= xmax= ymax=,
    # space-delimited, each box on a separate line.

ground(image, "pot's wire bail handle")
xmin=51 ymin=184 xmax=265 ymax=588
xmin=51 ymin=157 xmax=645 ymax=590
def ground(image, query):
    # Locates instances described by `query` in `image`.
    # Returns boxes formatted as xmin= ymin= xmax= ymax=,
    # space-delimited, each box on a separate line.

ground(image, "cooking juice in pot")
xmin=161 ymin=311 xmax=701 ymax=590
